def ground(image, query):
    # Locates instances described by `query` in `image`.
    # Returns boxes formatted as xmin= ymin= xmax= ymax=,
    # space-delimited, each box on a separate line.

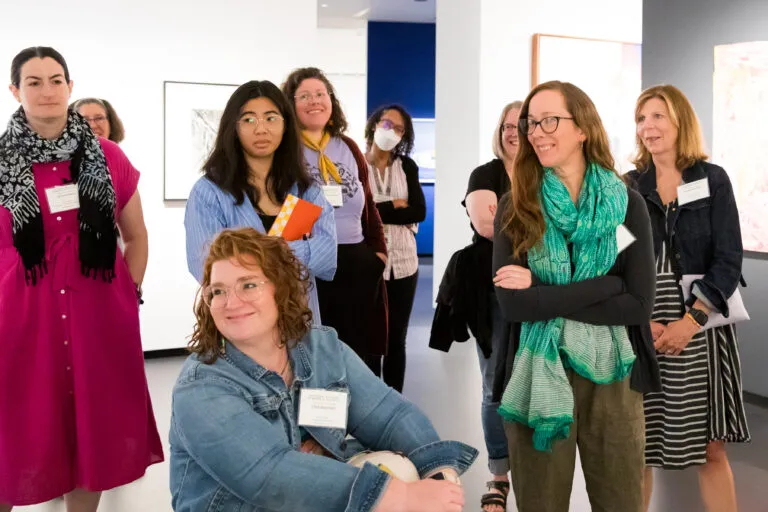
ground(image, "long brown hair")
xmin=501 ymin=81 xmax=617 ymax=258
xmin=632 ymin=84 xmax=708 ymax=171
xmin=281 ymin=67 xmax=348 ymax=137
xmin=189 ymin=228 xmax=312 ymax=363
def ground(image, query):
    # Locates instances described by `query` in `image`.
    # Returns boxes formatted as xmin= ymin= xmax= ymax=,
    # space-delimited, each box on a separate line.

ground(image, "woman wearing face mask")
xmin=0 ymin=47 xmax=163 ymax=512
xmin=73 ymin=98 xmax=125 ymax=143
xmin=363 ymin=105 xmax=426 ymax=392
xmin=184 ymin=80 xmax=337 ymax=323
xmin=627 ymin=85 xmax=749 ymax=512
xmin=282 ymin=67 xmax=388 ymax=374
xmin=461 ymin=101 xmax=521 ymax=512
xmin=492 ymin=81 xmax=659 ymax=511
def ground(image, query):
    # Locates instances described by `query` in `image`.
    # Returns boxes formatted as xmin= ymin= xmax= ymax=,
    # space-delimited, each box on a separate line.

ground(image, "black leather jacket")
xmin=627 ymin=160 xmax=745 ymax=316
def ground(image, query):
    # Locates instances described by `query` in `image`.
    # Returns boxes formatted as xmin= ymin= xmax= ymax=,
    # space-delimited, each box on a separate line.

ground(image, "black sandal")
xmin=480 ymin=480 xmax=510 ymax=511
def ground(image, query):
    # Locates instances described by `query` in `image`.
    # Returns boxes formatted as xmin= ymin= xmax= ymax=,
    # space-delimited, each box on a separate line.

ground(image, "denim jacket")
xmin=627 ymin=160 xmax=744 ymax=316
xmin=169 ymin=326 xmax=478 ymax=512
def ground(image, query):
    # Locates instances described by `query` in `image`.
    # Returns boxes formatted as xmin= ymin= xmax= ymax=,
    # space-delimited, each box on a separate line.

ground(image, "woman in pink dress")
xmin=0 ymin=47 xmax=163 ymax=511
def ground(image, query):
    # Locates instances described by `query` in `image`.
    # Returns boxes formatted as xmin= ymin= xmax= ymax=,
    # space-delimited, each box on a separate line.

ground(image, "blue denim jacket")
xmin=627 ymin=161 xmax=744 ymax=316
xmin=169 ymin=327 xmax=478 ymax=512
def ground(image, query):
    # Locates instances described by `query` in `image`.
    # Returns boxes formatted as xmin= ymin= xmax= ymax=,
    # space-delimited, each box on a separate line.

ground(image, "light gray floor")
xmin=16 ymin=262 xmax=768 ymax=511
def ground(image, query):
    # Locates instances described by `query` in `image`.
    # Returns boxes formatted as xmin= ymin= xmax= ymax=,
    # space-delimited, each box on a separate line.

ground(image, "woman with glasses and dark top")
xmin=0 ymin=47 xmax=163 ymax=511
xmin=492 ymin=81 xmax=659 ymax=511
xmin=282 ymin=67 xmax=388 ymax=374
xmin=170 ymin=227 xmax=478 ymax=512
xmin=462 ymin=101 xmax=521 ymax=512
xmin=363 ymin=104 xmax=426 ymax=392
xmin=184 ymin=80 xmax=337 ymax=323
xmin=73 ymin=98 xmax=125 ymax=143
xmin=627 ymin=85 xmax=749 ymax=512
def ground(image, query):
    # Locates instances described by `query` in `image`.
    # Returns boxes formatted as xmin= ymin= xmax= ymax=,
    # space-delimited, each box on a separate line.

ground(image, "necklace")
xmin=278 ymin=352 xmax=291 ymax=378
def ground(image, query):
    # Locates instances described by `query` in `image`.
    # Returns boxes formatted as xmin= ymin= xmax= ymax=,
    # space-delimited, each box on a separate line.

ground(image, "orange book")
xmin=268 ymin=194 xmax=322 ymax=241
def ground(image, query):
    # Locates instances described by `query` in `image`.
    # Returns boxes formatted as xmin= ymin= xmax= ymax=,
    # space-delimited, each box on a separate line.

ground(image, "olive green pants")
xmin=504 ymin=373 xmax=645 ymax=512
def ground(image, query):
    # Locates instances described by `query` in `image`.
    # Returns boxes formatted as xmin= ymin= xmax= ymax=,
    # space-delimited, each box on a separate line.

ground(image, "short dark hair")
xmin=203 ymin=80 xmax=311 ymax=207
xmin=281 ymin=67 xmax=348 ymax=137
xmin=11 ymin=47 xmax=70 ymax=87
xmin=364 ymin=104 xmax=415 ymax=157
xmin=73 ymin=98 xmax=126 ymax=143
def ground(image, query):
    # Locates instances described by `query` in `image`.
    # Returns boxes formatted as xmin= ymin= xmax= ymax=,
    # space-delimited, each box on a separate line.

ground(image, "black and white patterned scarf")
xmin=0 ymin=107 xmax=117 ymax=284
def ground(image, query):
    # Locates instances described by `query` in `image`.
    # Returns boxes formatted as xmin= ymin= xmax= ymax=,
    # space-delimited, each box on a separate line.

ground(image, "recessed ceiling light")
xmin=321 ymin=3 xmax=328 ymax=6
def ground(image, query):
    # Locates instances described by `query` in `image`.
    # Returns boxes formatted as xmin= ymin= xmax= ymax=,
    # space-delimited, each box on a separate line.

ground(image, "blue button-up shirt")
xmin=169 ymin=326 xmax=478 ymax=511
xmin=184 ymin=177 xmax=337 ymax=322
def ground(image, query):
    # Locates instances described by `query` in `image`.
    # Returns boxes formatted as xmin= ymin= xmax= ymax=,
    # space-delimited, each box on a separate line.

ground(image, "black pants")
xmin=367 ymin=270 xmax=419 ymax=392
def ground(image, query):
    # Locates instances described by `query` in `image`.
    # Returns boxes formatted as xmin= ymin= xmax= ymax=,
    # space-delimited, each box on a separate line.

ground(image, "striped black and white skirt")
xmin=644 ymin=242 xmax=750 ymax=469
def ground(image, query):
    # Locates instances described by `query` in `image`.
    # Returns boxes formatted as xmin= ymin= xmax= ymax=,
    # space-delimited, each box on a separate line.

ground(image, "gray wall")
xmin=643 ymin=0 xmax=768 ymax=397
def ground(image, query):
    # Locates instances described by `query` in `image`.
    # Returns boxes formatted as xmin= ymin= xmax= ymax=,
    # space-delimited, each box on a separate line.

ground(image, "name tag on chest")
xmin=616 ymin=224 xmax=636 ymax=254
xmin=45 ymin=184 xmax=80 ymax=214
xmin=297 ymin=388 xmax=348 ymax=429
xmin=322 ymin=185 xmax=344 ymax=207
xmin=677 ymin=179 xmax=710 ymax=205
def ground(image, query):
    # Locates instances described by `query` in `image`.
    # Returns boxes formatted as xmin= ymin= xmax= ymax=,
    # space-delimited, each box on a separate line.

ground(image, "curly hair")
xmin=189 ymin=228 xmax=312 ymax=363
xmin=364 ymin=104 xmax=415 ymax=157
xmin=281 ymin=67 xmax=348 ymax=137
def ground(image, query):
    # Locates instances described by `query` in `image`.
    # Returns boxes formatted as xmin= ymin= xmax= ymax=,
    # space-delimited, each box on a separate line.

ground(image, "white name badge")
xmin=373 ymin=193 xmax=392 ymax=203
xmin=297 ymin=388 xmax=349 ymax=429
xmin=616 ymin=224 xmax=636 ymax=254
xmin=677 ymin=178 xmax=710 ymax=206
xmin=322 ymin=185 xmax=344 ymax=207
xmin=45 ymin=184 xmax=80 ymax=214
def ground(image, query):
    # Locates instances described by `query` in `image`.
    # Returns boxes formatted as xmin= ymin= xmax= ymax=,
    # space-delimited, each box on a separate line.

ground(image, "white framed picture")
xmin=163 ymin=81 xmax=238 ymax=201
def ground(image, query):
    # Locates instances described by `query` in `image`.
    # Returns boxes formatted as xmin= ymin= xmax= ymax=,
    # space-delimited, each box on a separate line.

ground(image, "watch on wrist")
xmin=688 ymin=307 xmax=708 ymax=327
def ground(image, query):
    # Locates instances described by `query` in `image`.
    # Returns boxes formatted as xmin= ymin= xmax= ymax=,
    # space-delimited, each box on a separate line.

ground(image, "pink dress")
xmin=0 ymin=139 xmax=163 ymax=505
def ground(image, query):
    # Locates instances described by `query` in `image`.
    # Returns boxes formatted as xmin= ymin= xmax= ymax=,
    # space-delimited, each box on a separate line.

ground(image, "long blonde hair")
xmin=500 ymin=81 xmax=618 ymax=258
xmin=632 ymin=85 xmax=708 ymax=171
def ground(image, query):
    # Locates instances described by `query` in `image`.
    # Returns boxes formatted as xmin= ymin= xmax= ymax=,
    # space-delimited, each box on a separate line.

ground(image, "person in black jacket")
xmin=364 ymin=105 xmax=426 ymax=392
xmin=628 ymin=84 xmax=749 ymax=512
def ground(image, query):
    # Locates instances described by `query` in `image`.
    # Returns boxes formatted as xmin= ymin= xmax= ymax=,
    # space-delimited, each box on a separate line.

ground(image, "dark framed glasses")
xmin=518 ymin=116 xmax=575 ymax=135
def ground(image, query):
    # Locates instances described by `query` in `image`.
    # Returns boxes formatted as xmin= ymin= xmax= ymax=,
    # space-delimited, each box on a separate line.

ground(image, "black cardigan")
xmin=490 ymin=187 xmax=661 ymax=402
xmin=373 ymin=156 xmax=427 ymax=225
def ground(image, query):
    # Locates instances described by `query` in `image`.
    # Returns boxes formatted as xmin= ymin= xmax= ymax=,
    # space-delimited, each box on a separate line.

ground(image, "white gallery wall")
xmin=434 ymin=0 xmax=642 ymax=298
xmin=0 ymin=0 xmax=368 ymax=351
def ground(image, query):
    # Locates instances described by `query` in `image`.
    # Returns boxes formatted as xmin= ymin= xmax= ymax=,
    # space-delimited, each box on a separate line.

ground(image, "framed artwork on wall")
xmin=713 ymin=41 xmax=768 ymax=253
xmin=163 ymin=81 xmax=238 ymax=201
xmin=531 ymin=34 xmax=642 ymax=173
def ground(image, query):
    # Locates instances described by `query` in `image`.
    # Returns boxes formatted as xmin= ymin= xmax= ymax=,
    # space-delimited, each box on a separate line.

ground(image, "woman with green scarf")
xmin=491 ymin=81 xmax=659 ymax=512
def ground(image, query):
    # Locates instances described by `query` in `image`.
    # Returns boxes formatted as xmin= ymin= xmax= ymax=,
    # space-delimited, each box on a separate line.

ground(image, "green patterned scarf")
xmin=498 ymin=162 xmax=636 ymax=451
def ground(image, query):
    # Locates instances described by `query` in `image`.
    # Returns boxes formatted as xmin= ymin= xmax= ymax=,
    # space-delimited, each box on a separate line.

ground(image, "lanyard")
xmin=372 ymin=165 xmax=392 ymax=197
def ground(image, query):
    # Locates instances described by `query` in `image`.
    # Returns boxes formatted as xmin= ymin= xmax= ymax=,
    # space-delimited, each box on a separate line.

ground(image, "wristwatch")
xmin=687 ymin=307 xmax=709 ymax=327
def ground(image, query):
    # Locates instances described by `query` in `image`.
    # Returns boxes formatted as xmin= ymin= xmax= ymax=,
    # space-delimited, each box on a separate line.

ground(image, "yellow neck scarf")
xmin=302 ymin=131 xmax=342 ymax=184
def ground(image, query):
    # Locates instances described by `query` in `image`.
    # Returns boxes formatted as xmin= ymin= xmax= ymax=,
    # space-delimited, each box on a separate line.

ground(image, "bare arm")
xmin=465 ymin=189 xmax=497 ymax=240
xmin=118 ymin=190 xmax=148 ymax=286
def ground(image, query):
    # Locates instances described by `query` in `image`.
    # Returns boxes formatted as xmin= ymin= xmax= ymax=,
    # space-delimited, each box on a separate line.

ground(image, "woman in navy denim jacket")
xmin=169 ymin=228 xmax=477 ymax=512
xmin=626 ymin=85 xmax=750 ymax=512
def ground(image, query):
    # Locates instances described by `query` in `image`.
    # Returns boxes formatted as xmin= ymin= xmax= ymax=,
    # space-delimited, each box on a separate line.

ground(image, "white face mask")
xmin=373 ymin=127 xmax=402 ymax=152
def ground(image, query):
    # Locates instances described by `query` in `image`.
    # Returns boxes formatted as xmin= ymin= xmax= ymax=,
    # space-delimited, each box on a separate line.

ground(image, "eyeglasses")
xmin=238 ymin=114 xmax=284 ymax=132
xmin=84 ymin=115 xmax=108 ymax=124
xmin=501 ymin=123 xmax=517 ymax=133
xmin=202 ymin=278 xmax=269 ymax=309
xmin=294 ymin=91 xmax=331 ymax=104
xmin=379 ymin=119 xmax=405 ymax=136
xmin=518 ymin=116 xmax=575 ymax=135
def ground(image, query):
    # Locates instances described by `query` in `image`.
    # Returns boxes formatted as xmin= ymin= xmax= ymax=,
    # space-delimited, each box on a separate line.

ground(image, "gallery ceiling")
xmin=317 ymin=0 xmax=436 ymax=23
